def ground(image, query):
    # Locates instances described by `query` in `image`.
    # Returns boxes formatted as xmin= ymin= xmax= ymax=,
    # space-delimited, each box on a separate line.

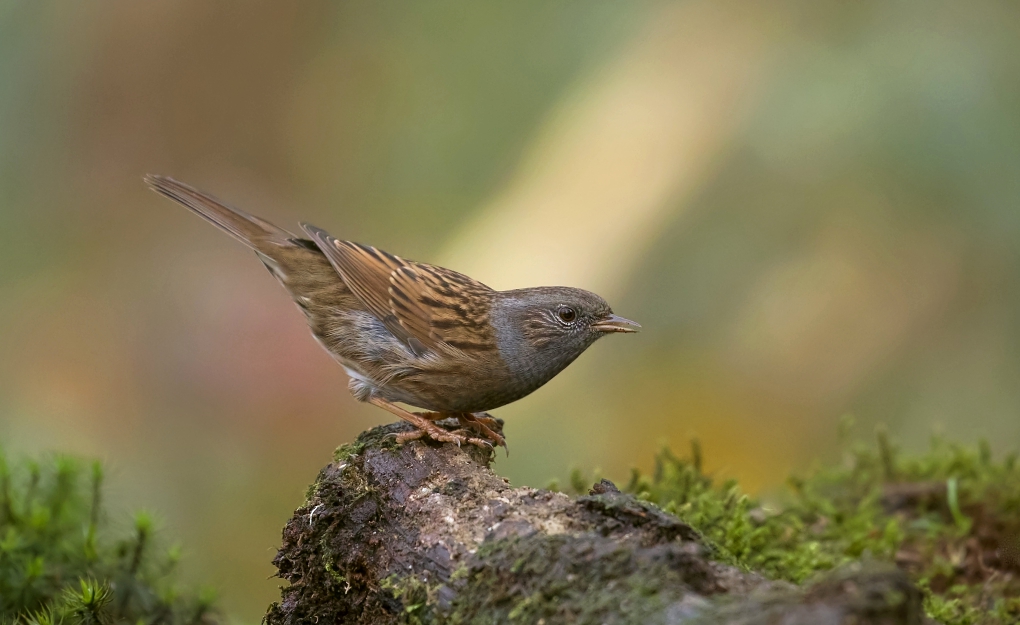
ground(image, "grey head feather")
xmin=490 ymin=286 xmax=613 ymax=393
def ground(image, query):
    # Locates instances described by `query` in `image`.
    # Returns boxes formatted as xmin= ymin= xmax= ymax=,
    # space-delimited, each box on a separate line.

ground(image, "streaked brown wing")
xmin=301 ymin=223 xmax=495 ymax=356
xmin=390 ymin=262 xmax=497 ymax=353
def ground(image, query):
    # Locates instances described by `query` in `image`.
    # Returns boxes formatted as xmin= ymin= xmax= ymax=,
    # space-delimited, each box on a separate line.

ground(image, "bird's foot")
xmin=366 ymin=397 xmax=500 ymax=451
xmin=456 ymin=412 xmax=508 ymax=456
xmin=394 ymin=421 xmax=491 ymax=449
xmin=404 ymin=411 xmax=505 ymax=452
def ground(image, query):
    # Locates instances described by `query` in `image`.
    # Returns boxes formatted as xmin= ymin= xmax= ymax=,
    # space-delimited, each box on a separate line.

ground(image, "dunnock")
xmin=146 ymin=176 xmax=639 ymax=449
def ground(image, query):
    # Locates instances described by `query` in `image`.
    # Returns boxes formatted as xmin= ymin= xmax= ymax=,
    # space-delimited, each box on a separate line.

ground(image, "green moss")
xmin=599 ymin=432 xmax=1020 ymax=625
xmin=0 ymin=450 xmax=217 ymax=624
xmin=302 ymin=434 xmax=394 ymax=505
xmin=324 ymin=560 xmax=347 ymax=587
xmin=333 ymin=440 xmax=367 ymax=464
xmin=445 ymin=533 xmax=704 ymax=625
xmin=381 ymin=574 xmax=438 ymax=625
xmin=920 ymin=578 xmax=1020 ymax=624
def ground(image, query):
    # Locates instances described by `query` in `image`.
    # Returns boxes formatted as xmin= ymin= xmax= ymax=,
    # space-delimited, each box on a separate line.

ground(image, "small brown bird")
xmin=146 ymin=176 xmax=639 ymax=449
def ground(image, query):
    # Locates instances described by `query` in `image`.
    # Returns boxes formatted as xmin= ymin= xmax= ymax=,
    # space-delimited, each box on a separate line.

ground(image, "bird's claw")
xmin=455 ymin=413 xmax=507 ymax=455
xmin=447 ymin=428 xmax=494 ymax=449
xmin=382 ymin=403 xmax=506 ymax=452
xmin=393 ymin=428 xmax=426 ymax=444
xmin=395 ymin=423 xmax=493 ymax=450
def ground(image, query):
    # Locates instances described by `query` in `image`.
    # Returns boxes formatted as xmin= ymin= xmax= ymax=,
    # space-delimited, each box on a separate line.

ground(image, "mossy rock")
xmin=265 ymin=421 xmax=927 ymax=625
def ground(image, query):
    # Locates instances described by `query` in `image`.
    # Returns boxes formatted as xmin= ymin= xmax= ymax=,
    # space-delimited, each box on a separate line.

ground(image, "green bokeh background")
xmin=2 ymin=1 xmax=1019 ymax=621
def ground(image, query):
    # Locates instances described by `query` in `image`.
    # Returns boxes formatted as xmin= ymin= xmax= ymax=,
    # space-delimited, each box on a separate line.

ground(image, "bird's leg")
xmin=367 ymin=397 xmax=491 ymax=449
xmin=411 ymin=410 xmax=446 ymax=421
xmin=412 ymin=410 xmax=506 ymax=453
xmin=456 ymin=412 xmax=507 ymax=455
xmin=466 ymin=412 xmax=500 ymax=430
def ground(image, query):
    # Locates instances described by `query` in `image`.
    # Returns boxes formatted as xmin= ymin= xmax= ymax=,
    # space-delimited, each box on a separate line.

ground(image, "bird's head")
xmin=492 ymin=286 xmax=639 ymax=376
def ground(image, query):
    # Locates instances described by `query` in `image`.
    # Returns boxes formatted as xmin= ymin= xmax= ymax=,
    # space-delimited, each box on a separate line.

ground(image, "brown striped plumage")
xmin=301 ymin=227 xmax=498 ymax=357
xmin=146 ymin=175 xmax=639 ymax=448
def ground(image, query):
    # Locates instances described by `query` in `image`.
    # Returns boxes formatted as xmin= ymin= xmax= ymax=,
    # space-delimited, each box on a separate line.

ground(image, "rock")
xmin=265 ymin=420 xmax=924 ymax=625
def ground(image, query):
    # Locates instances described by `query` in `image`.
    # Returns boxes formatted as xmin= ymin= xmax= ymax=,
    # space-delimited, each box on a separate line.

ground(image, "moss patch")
xmin=0 ymin=450 xmax=217 ymax=624
xmin=593 ymin=431 xmax=1020 ymax=625
xmin=444 ymin=533 xmax=714 ymax=625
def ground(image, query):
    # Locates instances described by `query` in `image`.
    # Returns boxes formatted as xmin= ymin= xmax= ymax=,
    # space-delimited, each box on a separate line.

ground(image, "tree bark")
xmin=264 ymin=420 xmax=927 ymax=625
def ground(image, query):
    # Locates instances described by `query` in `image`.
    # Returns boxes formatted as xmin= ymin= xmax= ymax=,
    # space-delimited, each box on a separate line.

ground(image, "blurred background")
xmin=2 ymin=0 xmax=1019 ymax=621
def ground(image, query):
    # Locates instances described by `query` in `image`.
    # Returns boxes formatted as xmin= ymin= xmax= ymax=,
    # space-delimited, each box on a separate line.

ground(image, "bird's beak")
xmin=592 ymin=314 xmax=641 ymax=333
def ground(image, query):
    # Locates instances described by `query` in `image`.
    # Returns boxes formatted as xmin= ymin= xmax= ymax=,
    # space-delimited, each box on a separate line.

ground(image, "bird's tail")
xmin=144 ymin=175 xmax=293 ymax=250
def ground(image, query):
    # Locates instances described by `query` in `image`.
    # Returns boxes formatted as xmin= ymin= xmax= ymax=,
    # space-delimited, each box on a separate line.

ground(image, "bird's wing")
xmin=301 ymin=223 xmax=495 ymax=356
xmin=391 ymin=261 xmax=497 ymax=354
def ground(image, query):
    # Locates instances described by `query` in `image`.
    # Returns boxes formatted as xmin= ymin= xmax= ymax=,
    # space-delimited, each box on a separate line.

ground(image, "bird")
xmin=145 ymin=175 xmax=639 ymax=450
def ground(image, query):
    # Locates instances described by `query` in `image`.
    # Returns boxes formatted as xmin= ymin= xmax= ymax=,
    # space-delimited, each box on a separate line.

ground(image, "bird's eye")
xmin=557 ymin=306 xmax=577 ymax=323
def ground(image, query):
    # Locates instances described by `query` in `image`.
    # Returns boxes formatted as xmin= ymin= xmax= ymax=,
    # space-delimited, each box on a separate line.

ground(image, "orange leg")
xmin=411 ymin=411 xmax=446 ymax=421
xmin=367 ymin=397 xmax=492 ymax=449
